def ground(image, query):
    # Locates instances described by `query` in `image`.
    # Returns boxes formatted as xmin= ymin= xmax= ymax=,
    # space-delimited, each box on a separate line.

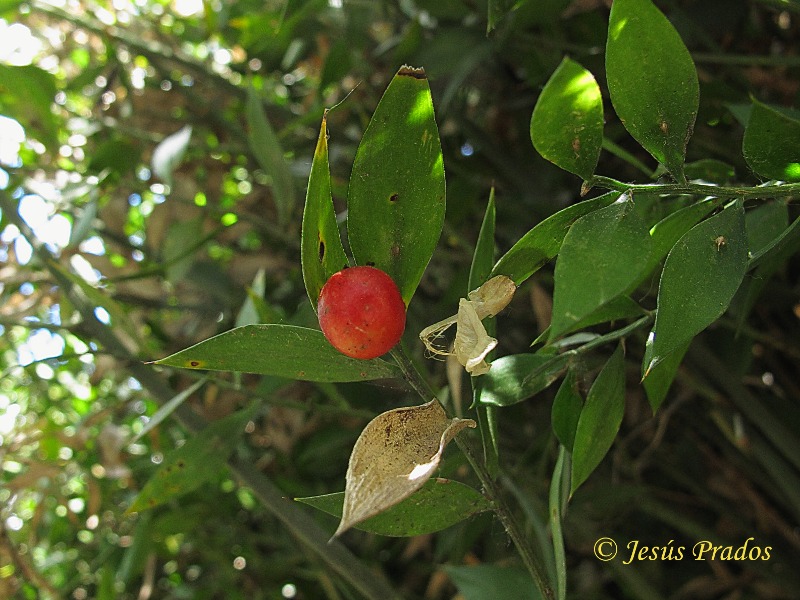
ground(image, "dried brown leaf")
xmin=334 ymin=400 xmax=476 ymax=537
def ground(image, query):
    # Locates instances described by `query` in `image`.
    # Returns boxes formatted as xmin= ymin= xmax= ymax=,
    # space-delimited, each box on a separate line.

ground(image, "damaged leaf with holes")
xmin=301 ymin=110 xmax=349 ymax=310
xmin=333 ymin=400 xmax=475 ymax=537
xmin=347 ymin=66 xmax=446 ymax=306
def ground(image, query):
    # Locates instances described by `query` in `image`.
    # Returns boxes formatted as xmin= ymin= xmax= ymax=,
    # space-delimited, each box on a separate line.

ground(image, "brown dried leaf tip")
xmin=419 ymin=275 xmax=516 ymax=376
xmin=333 ymin=399 xmax=475 ymax=537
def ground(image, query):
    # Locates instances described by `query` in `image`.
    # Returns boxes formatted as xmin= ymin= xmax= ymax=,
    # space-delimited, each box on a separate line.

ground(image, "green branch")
xmin=589 ymin=175 xmax=800 ymax=200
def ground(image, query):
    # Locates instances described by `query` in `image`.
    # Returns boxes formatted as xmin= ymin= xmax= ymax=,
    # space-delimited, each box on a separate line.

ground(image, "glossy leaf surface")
xmin=644 ymin=203 xmax=748 ymax=374
xmin=606 ymin=0 xmax=699 ymax=181
xmin=347 ymin=66 xmax=445 ymax=305
xmin=491 ymin=192 xmax=617 ymax=285
xmin=297 ymin=479 xmax=490 ymax=537
xmin=301 ymin=112 xmax=349 ymax=310
xmin=743 ymin=100 xmax=800 ymax=182
xmin=531 ymin=57 xmax=603 ymax=180
xmin=479 ymin=353 xmax=569 ymax=407
xmin=549 ymin=195 xmax=651 ymax=340
xmin=154 ymin=324 xmax=400 ymax=382
xmin=571 ymin=346 xmax=625 ymax=494
xmin=551 ymin=369 xmax=582 ymax=451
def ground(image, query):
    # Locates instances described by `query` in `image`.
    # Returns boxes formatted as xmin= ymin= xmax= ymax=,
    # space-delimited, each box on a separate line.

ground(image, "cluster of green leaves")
xmin=2 ymin=0 xmax=800 ymax=599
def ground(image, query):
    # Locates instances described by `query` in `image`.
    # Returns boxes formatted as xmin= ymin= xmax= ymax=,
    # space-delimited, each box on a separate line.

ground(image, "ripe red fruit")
xmin=317 ymin=266 xmax=406 ymax=359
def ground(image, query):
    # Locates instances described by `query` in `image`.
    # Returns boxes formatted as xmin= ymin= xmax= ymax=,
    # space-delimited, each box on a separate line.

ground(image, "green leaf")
xmin=643 ymin=339 xmax=689 ymax=413
xmin=733 ymin=211 xmax=798 ymax=330
xmin=154 ymin=324 xmax=401 ymax=382
xmin=246 ymin=87 xmax=296 ymax=225
xmin=444 ymin=565 xmax=540 ymax=600
xmin=745 ymin=200 xmax=789 ymax=256
xmin=491 ymin=192 xmax=618 ymax=285
xmin=469 ymin=187 xmax=497 ymax=290
xmin=128 ymin=403 xmax=259 ymax=513
xmin=301 ymin=112 xmax=349 ymax=310
xmin=743 ymin=100 xmax=800 ymax=182
xmin=549 ymin=195 xmax=651 ymax=340
xmin=642 ymin=197 xmax=721 ymax=279
xmin=538 ymin=295 xmax=645 ymax=343
xmin=151 ymin=125 xmax=192 ymax=188
xmin=296 ymin=479 xmax=490 ymax=537
xmin=551 ymin=369 xmax=582 ymax=451
xmin=606 ymin=0 xmax=699 ymax=181
xmin=548 ymin=446 xmax=570 ymax=600
xmin=531 ymin=57 xmax=603 ymax=180
xmin=347 ymin=66 xmax=446 ymax=305
xmin=571 ymin=345 xmax=625 ymax=494
xmin=0 ymin=64 xmax=59 ymax=147
xmin=644 ymin=202 xmax=748 ymax=375
xmin=683 ymin=159 xmax=736 ymax=184
xmin=479 ymin=353 xmax=569 ymax=407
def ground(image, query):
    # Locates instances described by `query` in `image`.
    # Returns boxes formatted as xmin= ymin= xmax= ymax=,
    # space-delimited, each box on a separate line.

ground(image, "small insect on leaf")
xmin=715 ymin=236 xmax=726 ymax=251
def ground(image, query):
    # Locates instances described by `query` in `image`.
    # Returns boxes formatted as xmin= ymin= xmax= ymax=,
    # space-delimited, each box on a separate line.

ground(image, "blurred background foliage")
xmin=1 ymin=0 xmax=799 ymax=598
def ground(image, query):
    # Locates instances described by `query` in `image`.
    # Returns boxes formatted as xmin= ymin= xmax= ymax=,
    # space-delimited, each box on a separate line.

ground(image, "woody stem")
xmin=389 ymin=346 xmax=555 ymax=600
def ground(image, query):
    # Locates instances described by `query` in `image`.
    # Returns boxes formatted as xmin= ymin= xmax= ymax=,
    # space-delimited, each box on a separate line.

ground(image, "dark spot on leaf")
xmin=360 ymin=372 xmax=367 ymax=378
xmin=297 ymin=371 xmax=305 ymax=378
xmin=318 ymin=238 xmax=325 ymax=261
xmin=366 ymin=261 xmax=375 ymax=267
xmin=177 ymin=460 xmax=186 ymax=468
xmin=189 ymin=361 xmax=201 ymax=367
xmin=390 ymin=193 xmax=399 ymax=203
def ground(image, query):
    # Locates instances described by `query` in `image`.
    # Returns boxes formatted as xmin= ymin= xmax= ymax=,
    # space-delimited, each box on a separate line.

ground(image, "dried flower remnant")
xmin=420 ymin=275 xmax=516 ymax=375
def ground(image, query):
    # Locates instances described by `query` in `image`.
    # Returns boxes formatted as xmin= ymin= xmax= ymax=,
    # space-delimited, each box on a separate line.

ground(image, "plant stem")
xmin=589 ymin=175 xmax=800 ymax=200
xmin=390 ymin=347 xmax=556 ymax=600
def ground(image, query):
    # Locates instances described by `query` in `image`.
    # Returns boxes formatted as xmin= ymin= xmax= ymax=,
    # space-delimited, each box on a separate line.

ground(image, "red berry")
xmin=317 ymin=266 xmax=406 ymax=359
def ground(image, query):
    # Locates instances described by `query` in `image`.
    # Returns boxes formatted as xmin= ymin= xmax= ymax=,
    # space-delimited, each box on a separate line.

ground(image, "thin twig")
xmin=390 ymin=347 xmax=556 ymax=600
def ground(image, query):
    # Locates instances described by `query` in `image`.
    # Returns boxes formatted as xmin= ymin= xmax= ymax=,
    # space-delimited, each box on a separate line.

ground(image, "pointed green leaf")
xmin=469 ymin=188 xmax=497 ymax=290
xmin=301 ymin=112 xmax=349 ymax=310
xmin=540 ymin=295 xmax=645 ymax=342
xmin=733 ymin=211 xmax=798 ymax=330
xmin=550 ymin=195 xmax=651 ymax=340
xmin=128 ymin=403 xmax=258 ymax=513
xmin=479 ymin=353 xmax=569 ymax=407
xmin=491 ymin=192 xmax=618 ymax=285
xmin=296 ymin=479 xmax=490 ymax=537
xmin=151 ymin=125 xmax=192 ymax=188
xmin=531 ymin=57 xmax=603 ymax=180
xmin=0 ymin=64 xmax=59 ymax=147
xmin=642 ymin=197 xmax=721 ymax=279
xmin=745 ymin=200 xmax=789 ymax=256
xmin=154 ymin=324 xmax=401 ymax=382
xmin=606 ymin=0 xmax=699 ymax=181
xmin=743 ymin=100 xmax=800 ymax=182
xmin=643 ymin=339 xmax=689 ymax=413
xmin=644 ymin=202 xmax=748 ymax=374
xmin=571 ymin=346 xmax=625 ymax=494
xmin=551 ymin=369 xmax=582 ymax=451
xmin=347 ymin=66 xmax=445 ymax=305
xmin=246 ymin=87 xmax=296 ymax=224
